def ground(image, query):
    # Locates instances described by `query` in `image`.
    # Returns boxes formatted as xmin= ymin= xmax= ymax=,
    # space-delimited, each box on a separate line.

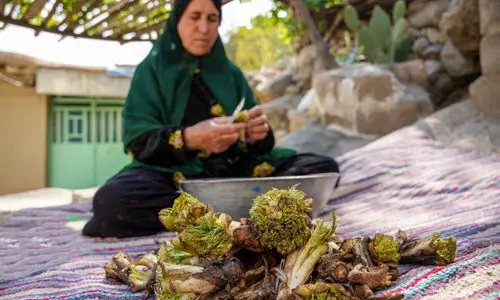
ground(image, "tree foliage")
xmin=266 ymin=0 xmax=344 ymax=41
xmin=224 ymin=14 xmax=294 ymax=71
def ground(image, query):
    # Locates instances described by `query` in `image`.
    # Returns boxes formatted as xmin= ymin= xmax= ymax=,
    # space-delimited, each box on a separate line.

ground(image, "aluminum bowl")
xmin=180 ymin=172 xmax=340 ymax=220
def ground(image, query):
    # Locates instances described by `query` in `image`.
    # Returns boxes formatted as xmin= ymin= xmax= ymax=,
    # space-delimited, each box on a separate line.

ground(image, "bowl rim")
xmin=181 ymin=172 xmax=340 ymax=185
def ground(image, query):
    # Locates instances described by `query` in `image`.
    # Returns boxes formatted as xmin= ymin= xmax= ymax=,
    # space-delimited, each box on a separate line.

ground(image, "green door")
xmin=48 ymin=97 xmax=131 ymax=189
xmin=94 ymin=103 xmax=129 ymax=185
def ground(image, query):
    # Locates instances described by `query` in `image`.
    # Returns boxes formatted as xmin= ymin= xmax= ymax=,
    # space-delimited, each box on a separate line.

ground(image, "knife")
xmin=229 ymin=97 xmax=245 ymax=124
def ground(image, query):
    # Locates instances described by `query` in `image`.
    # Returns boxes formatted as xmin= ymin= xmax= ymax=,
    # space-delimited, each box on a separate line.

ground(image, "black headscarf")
xmin=170 ymin=0 xmax=223 ymax=24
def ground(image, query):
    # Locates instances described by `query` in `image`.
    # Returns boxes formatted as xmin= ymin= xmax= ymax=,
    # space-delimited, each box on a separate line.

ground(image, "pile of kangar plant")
xmin=103 ymin=187 xmax=457 ymax=299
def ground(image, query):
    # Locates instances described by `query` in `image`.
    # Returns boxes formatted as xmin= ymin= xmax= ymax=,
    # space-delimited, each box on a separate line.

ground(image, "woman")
xmin=82 ymin=0 xmax=339 ymax=238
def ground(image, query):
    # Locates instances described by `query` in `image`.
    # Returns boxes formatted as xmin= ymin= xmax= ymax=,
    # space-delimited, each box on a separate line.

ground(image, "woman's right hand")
xmin=183 ymin=117 xmax=245 ymax=153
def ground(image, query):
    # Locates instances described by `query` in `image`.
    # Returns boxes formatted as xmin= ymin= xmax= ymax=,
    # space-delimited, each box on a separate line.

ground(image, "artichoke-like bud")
xmin=159 ymin=192 xmax=213 ymax=232
xmin=234 ymin=110 xmax=249 ymax=123
xmin=249 ymin=186 xmax=312 ymax=255
xmin=178 ymin=212 xmax=235 ymax=258
xmin=157 ymin=241 xmax=195 ymax=265
xmin=368 ymin=234 xmax=401 ymax=267
xmin=233 ymin=110 xmax=250 ymax=148
xmin=434 ymin=236 xmax=457 ymax=265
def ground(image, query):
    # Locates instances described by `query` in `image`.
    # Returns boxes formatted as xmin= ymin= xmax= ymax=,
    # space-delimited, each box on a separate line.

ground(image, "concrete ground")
xmin=416 ymin=99 xmax=500 ymax=155
xmin=0 ymin=186 xmax=98 ymax=213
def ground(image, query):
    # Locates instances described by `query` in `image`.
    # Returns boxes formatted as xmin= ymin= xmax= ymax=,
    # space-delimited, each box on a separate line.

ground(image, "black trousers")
xmin=82 ymin=153 xmax=339 ymax=238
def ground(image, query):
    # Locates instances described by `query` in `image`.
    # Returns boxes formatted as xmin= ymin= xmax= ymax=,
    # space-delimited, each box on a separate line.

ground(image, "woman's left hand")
xmin=245 ymin=106 xmax=269 ymax=143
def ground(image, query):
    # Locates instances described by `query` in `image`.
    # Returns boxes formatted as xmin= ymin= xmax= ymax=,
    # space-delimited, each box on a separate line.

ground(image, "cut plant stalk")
xmin=155 ymin=257 xmax=245 ymax=297
xmin=288 ymin=217 xmax=337 ymax=289
xmin=294 ymin=281 xmax=359 ymax=299
xmin=347 ymin=264 xmax=392 ymax=290
xmin=104 ymin=251 xmax=133 ymax=283
xmin=315 ymin=251 xmax=350 ymax=283
xmin=274 ymin=214 xmax=337 ymax=299
xmin=233 ymin=110 xmax=249 ymax=149
xmin=234 ymin=273 xmax=278 ymax=300
xmin=128 ymin=253 xmax=158 ymax=292
xmin=399 ymin=232 xmax=457 ymax=265
xmin=232 ymin=218 xmax=266 ymax=253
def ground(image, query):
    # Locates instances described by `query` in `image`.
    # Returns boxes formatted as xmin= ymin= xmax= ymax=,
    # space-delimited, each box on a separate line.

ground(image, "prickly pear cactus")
xmin=341 ymin=0 xmax=410 ymax=64
xmin=392 ymin=0 xmax=406 ymax=23
xmin=342 ymin=4 xmax=359 ymax=33
xmin=368 ymin=6 xmax=393 ymax=52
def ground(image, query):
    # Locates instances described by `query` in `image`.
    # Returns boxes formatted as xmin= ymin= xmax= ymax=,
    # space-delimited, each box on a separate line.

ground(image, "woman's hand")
xmin=245 ymin=106 xmax=269 ymax=143
xmin=184 ymin=117 xmax=245 ymax=153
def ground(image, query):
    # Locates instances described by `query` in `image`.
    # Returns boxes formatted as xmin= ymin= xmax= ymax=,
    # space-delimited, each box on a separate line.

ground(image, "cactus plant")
xmin=392 ymin=0 xmax=406 ymax=23
xmin=341 ymin=0 xmax=410 ymax=64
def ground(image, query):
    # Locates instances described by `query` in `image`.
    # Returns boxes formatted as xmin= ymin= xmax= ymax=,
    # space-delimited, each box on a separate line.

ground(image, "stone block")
xmin=425 ymin=60 xmax=444 ymax=79
xmin=354 ymin=99 xmax=426 ymax=135
xmin=408 ymin=0 xmax=450 ymax=28
xmin=390 ymin=59 xmax=429 ymax=88
xmin=260 ymin=94 xmax=301 ymax=131
xmin=479 ymin=0 xmax=500 ymax=35
xmin=440 ymin=42 xmax=480 ymax=77
xmin=469 ymin=75 xmax=500 ymax=115
xmin=285 ymin=84 xmax=300 ymax=95
xmin=413 ymin=37 xmax=430 ymax=54
xmin=313 ymin=63 xmax=433 ymax=136
xmin=439 ymin=0 xmax=481 ymax=54
xmin=480 ymin=32 xmax=500 ymax=75
xmin=287 ymin=109 xmax=316 ymax=133
xmin=422 ymin=44 xmax=444 ymax=60
xmin=255 ymin=71 xmax=293 ymax=103
xmin=426 ymin=28 xmax=447 ymax=44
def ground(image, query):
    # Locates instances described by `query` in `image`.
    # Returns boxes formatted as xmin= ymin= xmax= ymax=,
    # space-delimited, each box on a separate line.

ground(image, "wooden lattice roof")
xmin=0 ymin=0 xmax=232 ymax=43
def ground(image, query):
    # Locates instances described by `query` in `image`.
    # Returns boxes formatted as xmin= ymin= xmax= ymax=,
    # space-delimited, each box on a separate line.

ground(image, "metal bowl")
xmin=180 ymin=172 xmax=340 ymax=220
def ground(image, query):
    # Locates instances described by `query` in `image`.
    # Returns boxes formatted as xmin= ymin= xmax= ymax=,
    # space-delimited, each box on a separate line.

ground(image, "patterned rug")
xmin=1 ymin=126 xmax=499 ymax=299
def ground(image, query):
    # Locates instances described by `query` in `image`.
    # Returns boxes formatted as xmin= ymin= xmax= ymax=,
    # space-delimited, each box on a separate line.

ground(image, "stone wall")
xmin=244 ymin=0 xmax=497 ymax=143
xmin=469 ymin=0 xmax=500 ymax=115
xmin=245 ymin=46 xmax=325 ymax=142
xmin=405 ymin=0 xmax=482 ymax=108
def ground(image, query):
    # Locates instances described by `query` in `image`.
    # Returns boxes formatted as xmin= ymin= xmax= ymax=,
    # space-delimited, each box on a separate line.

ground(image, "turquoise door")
xmin=48 ymin=97 xmax=131 ymax=189
xmin=94 ymin=104 xmax=129 ymax=185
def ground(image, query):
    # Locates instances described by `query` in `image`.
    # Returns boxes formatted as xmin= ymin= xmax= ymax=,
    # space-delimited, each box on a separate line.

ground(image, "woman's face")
xmin=177 ymin=0 xmax=220 ymax=56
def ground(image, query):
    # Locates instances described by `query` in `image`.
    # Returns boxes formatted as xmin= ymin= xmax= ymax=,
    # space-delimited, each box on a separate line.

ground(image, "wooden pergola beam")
xmin=0 ymin=0 xmax=234 ymax=43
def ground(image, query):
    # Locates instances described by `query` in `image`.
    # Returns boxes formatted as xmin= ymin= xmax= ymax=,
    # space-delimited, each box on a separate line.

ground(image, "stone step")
xmin=480 ymin=32 xmax=500 ymax=75
xmin=469 ymin=75 xmax=500 ymax=115
xmin=479 ymin=0 xmax=500 ymax=35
